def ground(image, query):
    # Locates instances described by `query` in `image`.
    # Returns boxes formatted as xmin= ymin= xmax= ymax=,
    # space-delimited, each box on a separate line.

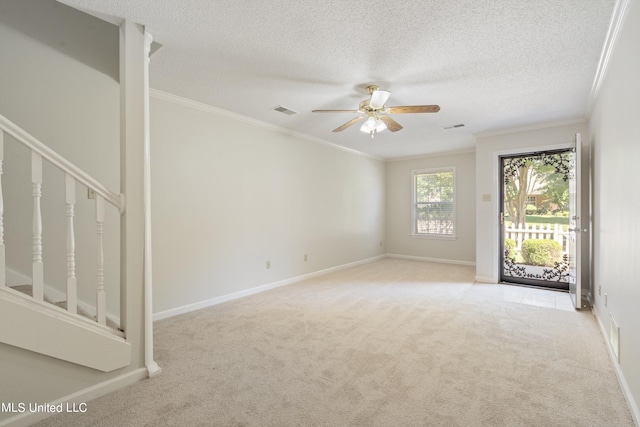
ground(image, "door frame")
xmin=498 ymin=148 xmax=574 ymax=291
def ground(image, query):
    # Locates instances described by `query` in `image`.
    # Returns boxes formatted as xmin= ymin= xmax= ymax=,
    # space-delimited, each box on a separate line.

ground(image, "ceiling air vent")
xmin=273 ymin=105 xmax=297 ymax=115
xmin=442 ymin=123 xmax=465 ymax=130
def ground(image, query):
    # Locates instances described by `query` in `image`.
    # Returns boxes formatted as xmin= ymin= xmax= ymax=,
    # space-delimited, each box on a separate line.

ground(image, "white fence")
xmin=504 ymin=223 xmax=568 ymax=254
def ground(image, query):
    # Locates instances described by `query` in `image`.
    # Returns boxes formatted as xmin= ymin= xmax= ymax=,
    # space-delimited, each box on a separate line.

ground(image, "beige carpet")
xmin=37 ymin=258 xmax=634 ymax=426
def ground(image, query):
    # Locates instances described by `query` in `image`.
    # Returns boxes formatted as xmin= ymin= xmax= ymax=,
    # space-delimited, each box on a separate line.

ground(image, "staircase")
xmin=9 ymin=284 xmax=120 ymax=330
xmin=0 ymin=113 xmax=130 ymax=373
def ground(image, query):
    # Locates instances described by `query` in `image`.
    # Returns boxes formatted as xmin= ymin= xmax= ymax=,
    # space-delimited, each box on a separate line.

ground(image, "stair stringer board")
xmin=0 ymin=287 xmax=130 ymax=372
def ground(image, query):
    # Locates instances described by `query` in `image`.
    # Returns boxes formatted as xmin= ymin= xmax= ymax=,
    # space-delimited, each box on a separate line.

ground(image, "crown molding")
xmin=149 ymin=89 xmax=382 ymax=161
xmin=585 ymin=0 xmax=631 ymax=118
xmin=474 ymin=118 xmax=587 ymax=139
xmin=387 ymin=147 xmax=476 ymax=163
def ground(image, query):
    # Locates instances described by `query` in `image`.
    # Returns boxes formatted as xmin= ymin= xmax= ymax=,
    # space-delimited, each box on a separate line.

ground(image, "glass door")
xmin=568 ymin=133 xmax=582 ymax=308
xmin=499 ymin=149 xmax=575 ymax=291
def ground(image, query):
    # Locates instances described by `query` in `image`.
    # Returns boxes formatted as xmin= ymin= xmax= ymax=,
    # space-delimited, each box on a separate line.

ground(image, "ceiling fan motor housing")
xmin=359 ymin=99 xmax=382 ymax=113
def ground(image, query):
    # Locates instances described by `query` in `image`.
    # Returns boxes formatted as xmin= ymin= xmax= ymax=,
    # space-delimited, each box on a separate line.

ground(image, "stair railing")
xmin=0 ymin=113 xmax=124 ymax=328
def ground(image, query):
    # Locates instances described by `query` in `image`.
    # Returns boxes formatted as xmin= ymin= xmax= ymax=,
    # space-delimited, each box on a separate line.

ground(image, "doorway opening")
xmin=499 ymin=149 xmax=575 ymax=291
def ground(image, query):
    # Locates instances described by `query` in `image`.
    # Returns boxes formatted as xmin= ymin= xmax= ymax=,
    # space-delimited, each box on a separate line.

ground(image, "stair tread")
xmin=9 ymin=284 xmax=119 ymax=330
xmin=10 ymin=284 xmax=33 ymax=297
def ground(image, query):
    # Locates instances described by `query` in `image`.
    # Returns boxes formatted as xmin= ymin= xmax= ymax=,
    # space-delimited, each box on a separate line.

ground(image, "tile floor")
xmin=471 ymin=282 xmax=576 ymax=311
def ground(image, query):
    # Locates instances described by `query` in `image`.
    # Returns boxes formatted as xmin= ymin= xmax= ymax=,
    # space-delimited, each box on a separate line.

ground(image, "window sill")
xmin=411 ymin=233 xmax=457 ymax=241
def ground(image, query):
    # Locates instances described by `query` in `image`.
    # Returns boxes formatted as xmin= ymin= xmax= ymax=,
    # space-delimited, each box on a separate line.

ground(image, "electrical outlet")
xmin=87 ymin=188 xmax=96 ymax=199
xmin=604 ymin=293 xmax=608 ymax=307
xmin=266 ymin=261 xmax=271 ymax=269
xmin=304 ymin=254 xmax=308 ymax=262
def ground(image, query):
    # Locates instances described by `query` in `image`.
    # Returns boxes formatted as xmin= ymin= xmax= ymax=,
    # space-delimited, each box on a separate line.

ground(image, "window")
xmin=412 ymin=167 xmax=455 ymax=238
xmin=527 ymin=195 xmax=537 ymax=205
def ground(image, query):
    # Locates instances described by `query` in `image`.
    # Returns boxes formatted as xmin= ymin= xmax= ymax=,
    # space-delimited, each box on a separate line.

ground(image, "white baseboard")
xmin=386 ymin=253 xmax=476 ymax=267
xmin=153 ymin=255 xmax=386 ymax=321
xmin=593 ymin=305 xmax=640 ymax=426
xmin=0 ymin=368 xmax=148 ymax=427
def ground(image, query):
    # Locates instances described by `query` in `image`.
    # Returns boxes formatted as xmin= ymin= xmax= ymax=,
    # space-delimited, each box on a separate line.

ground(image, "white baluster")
xmin=65 ymin=175 xmax=77 ymax=314
xmin=0 ymin=132 xmax=5 ymax=287
xmin=32 ymin=152 xmax=43 ymax=301
xmin=96 ymin=194 xmax=106 ymax=325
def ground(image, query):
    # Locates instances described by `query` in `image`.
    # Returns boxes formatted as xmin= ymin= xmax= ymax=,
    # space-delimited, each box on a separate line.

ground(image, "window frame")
xmin=411 ymin=167 xmax=457 ymax=240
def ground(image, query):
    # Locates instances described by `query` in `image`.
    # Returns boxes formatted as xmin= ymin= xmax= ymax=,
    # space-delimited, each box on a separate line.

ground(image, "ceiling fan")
xmin=312 ymin=85 xmax=440 ymax=138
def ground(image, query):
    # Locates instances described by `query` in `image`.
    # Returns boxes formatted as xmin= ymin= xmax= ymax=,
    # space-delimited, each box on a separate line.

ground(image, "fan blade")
xmin=369 ymin=90 xmax=391 ymax=109
xmin=386 ymin=105 xmax=440 ymax=114
xmin=379 ymin=115 xmax=403 ymax=132
xmin=332 ymin=116 xmax=365 ymax=132
xmin=312 ymin=109 xmax=359 ymax=113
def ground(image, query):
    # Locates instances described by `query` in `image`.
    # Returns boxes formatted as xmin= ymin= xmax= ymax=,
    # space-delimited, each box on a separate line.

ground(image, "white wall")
xmin=150 ymin=94 xmax=386 ymax=315
xmin=0 ymin=0 xmax=121 ymax=316
xmin=385 ymin=150 xmax=476 ymax=264
xmin=475 ymin=121 xmax=589 ymax=283
xmin=589 ymin=0 xmax=640 ymax=419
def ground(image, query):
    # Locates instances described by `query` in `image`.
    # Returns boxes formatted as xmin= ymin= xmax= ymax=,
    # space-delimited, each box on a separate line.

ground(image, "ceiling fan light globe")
xmin=360 ymin=116 xmax=377 ymax=133
xmin=375 ymin=119 xmax=387 ymax=132
xmin=369 ymin=90 xmax=391 ymax=109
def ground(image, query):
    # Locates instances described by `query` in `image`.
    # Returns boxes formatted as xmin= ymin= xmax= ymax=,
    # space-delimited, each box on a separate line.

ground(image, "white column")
xmin=32 ymin=151 xmax=44 ymax=301
xmin=120 ymin=20 xmax=145 ymax=335
xmin=96 ymin=194 xmax=106 ymax=325
xmin=65 ymin=174 xmax=77 ymax=314
xmin=120 ymin=19 xmax=160 ymax=376
xmin=143 ymin=31 xmax=160 ymax=377
xmin=0 ymin=132 xmax=5 ymax=287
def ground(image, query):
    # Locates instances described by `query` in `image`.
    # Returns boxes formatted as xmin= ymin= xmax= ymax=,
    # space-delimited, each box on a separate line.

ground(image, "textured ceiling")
xmin=60 ymin=0 xmax=615 ymax=159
